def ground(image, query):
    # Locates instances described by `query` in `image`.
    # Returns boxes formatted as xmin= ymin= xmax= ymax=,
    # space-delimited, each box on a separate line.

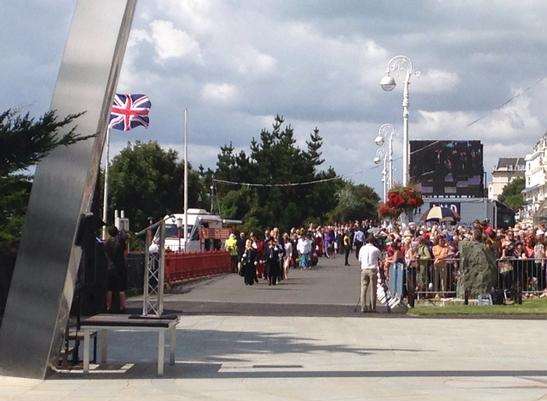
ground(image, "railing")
xmin=411 ymin=258 xmax=460 ymax=298
xmin=164 ymin=250 xmax=232 ymax=286
xmin=386 ymin=257 xmax=547 ymax=300
xmin=496 ymin=258 xmax=547 ymax=297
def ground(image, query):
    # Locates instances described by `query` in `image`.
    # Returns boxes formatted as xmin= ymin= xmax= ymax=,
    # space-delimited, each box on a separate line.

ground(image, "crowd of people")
xmin=225 ymin=221 xmax=377 ymax=287
xmin=370 ymin=219 xmax=547 ymax=301
xmin=226 ymin=219 xmax=547 ymax=312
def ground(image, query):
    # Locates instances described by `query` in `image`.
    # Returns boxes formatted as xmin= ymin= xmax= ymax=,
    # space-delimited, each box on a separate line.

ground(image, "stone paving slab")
xmin=2 ymin=315 xmax=547 ymax=400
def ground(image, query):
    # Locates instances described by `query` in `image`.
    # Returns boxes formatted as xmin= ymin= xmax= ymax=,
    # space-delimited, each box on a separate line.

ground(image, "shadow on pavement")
xmin=51 ymin=328 xmax=426 ymax=380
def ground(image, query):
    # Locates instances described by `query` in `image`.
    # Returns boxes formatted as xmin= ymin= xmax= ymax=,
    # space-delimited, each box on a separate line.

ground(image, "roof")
xmin=496 ymin=157 xmax=525 ymax=169
xmin=522 ymin=184 xmax=542 ymax=193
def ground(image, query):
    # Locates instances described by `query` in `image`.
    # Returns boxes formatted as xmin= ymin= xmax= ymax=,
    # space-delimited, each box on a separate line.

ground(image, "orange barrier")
xmin=165 ymin=250 xmax=232 ymax=285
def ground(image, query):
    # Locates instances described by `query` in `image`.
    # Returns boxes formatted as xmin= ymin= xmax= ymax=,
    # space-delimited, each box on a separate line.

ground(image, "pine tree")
xmin=0 ymin=109 xmax=88 ymax=271
xmin=210 ymin=116 xmax=374 ymax=231
xmin=306 ymin=127 xmax=325 ymax=167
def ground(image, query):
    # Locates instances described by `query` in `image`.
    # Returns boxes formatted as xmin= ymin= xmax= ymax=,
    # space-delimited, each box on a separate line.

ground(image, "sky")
xmin=2 ymin=0 xmax=547 ymax=194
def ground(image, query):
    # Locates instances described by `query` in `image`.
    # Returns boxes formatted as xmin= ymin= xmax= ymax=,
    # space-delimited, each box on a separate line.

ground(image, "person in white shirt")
xmin=358 ymin=236 xmax=381 ymax=312
xmin=297 ymin=235 xmax=312 ymax=269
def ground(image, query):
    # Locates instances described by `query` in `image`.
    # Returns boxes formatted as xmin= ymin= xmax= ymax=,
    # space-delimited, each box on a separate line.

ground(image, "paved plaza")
xmin=133 ymin=255 xmax=381 ymax=317
xmin=2 ymin=257 xmax=547 ymax=400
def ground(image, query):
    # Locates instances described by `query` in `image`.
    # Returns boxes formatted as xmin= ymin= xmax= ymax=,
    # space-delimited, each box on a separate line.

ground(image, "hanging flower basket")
xmin=378 ymin=185 xmax=423 ymax=219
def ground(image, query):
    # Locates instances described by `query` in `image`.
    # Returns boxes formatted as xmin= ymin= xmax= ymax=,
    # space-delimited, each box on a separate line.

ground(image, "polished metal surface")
xmin=0 ymin=0 xmax=137 ymax=379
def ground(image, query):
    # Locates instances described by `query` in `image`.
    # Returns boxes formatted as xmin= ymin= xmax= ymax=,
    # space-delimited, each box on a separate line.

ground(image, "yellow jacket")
xmin=225 ymin=236 xmax=238 ymax=256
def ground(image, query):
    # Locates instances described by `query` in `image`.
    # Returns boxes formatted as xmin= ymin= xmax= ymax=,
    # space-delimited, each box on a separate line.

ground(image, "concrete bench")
xmin=81 ymin=314 xmax=179 ymax=376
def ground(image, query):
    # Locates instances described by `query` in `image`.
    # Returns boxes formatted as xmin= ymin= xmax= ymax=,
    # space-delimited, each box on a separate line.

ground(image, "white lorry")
xmin=154 ymin=208 xmax=240 ymax=252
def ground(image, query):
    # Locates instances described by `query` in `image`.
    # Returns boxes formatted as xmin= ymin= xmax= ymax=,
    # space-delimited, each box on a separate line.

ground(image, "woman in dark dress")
xmin=264 ymin=238 xmax=281 ymax=285
xmin=240 ymin=239 xmax=258 ymax=286
xmin=103 ymin=226 xmax=128 ymax=312
xmin=253 ymin=233 xmax=266 ymax=280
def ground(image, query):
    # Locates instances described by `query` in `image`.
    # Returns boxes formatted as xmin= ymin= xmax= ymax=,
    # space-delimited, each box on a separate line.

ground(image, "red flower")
xmin=407 ymin=197 xmax=418 ymax=207
xmin=382 ymin=186 xmax=424 ymax=216
xmin=388 ymin=193 xmax=405 ymax=208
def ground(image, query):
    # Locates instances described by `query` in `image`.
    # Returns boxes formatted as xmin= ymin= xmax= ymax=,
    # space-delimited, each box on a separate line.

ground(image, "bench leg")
xmin=93 ymin=335 xmax=97 ymax=363
xmin=158 ymin=330 xmax=165 ymax=376
xmin=99 ymin=329 xmax=108 ymax=364
xmin=83 ymin=330 xmax=90 ymax=373
xmin=170 ymin=326 xmax=176 ymax=366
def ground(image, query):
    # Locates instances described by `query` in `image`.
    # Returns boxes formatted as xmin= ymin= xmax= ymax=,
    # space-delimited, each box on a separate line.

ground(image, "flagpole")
xmin=102 ymin=126 xmax=110 ymax=240
xmin=183 ymin=108 xmax=188 ymax=251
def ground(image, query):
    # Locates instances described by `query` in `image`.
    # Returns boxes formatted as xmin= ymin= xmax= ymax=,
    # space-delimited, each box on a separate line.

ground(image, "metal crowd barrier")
xmin=410 ymin=258 xmax=460 ymax=299
xmin=496 ymin=257 xmax=547 ymax=296
xmin=386 ymin=257 xmax=547 ymax=300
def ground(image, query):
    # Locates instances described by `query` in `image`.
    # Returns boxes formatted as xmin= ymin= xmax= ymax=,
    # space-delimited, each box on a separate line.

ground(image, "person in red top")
xmin=251 ymin=232 xmax=264 ymax=282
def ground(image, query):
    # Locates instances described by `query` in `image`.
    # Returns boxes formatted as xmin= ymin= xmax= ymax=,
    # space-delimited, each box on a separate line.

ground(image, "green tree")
xmin=0 ymin=109 xmax=88 ymax=257
xmin=0 ymin=109 xmax=89 ymax=176
xmin=212 ymin=116 xmax=367 ymax=232
xmin=0 ymin=176 xmax=32 ymax=254
xmin=327 ymin=182 xmax=380 ymax=222
xmin=498 ymin=177 xmax=525 ymax=210
xmin=108 ymin=141 xmax=204 ymax=230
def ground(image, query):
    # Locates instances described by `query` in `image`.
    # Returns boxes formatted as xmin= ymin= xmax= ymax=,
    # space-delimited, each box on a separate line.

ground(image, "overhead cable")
xmin=212 ymin=176 xmax=341 ymax=187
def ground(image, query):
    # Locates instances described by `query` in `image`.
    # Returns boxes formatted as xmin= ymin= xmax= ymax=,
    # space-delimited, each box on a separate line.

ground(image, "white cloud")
xmin=7 ymin=0 xmax=547 ymax=196
xmin=414 ymin=69 xmax=460 ymax=93
xmin=232 ymin=47 xmax=277 ymax=76
xmin=156 ymin=0 xmax=212 ymax=34
xmin=149 ymin=20 xmax=202 ymax=62
xmin=359 ymin=40 xmax=389 ymax=87
xmin=201 ymin=83 xmax=239 ymax=105
xmin=118 ymin=28 xmax=159 ymax=90
xmin=414 ymin=92 xmax=544 ymax=177
xmin=415 ymin=94 xmax=540 ymax=141
xmin=127 ymin=28 xmax=151 ymax=48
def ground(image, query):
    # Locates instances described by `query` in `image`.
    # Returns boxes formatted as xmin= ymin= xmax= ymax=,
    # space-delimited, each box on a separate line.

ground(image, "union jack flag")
xmin=109 ymin=93 xmax=151 ymax=131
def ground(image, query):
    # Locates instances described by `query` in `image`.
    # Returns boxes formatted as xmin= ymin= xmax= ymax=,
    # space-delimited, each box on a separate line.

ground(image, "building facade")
xmin=523 ymin=134 xmax=547 ymax=222
xmin=488 ymin=157 xmax=525 ymax=201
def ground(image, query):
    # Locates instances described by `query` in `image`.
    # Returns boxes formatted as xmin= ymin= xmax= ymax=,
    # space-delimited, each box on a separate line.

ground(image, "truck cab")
xmin=160 ymin=208 xmax=223 ymax=252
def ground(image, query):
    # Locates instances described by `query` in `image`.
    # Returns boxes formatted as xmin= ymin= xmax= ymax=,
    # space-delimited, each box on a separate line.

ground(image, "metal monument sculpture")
xmin=0 ymin=0 xmax=137 ymax=379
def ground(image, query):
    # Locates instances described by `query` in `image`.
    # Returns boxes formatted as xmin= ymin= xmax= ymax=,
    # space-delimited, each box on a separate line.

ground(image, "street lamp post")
xmin=176 ymin=217 xmax=183 ymax=252
xmin=373 ymin=148 xmax=388 ymax=201
xmin=374 ymin=123 xmax=396 ymax=196
xmin=380 ymin=55 xmax=418 ymax=187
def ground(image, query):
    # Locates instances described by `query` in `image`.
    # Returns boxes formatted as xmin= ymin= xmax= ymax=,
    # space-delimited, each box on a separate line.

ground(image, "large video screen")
xmin=409 ymin=140 xmax=484 ymax=197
